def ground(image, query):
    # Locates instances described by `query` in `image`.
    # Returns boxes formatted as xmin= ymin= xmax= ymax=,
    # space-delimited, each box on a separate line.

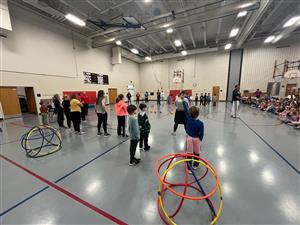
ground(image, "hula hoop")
xmin=156 ymin=153 xmax=223 ymax=225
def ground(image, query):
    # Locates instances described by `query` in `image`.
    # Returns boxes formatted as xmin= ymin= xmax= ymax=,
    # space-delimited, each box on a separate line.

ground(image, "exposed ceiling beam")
xmin=215 ymin=1 xmax=226 ymax=44
xmin=148 ymin=36 xmax=168 ymax=52
xmin=261 ymin=0 xmax=285 ymax=26
xmin=93 ymin=0 xmax=259 ymax=48
xmin=126 ymin=40 xmax=150 ymax=55
xmin=236 ymin=0 xmax=272 ymax=48
xmin=98 ymin=0 xmax=133 ymax=15
xmin=86 ymin=0 xmax=102 ymax=13
xmin=188 ymin=26 xmax=196 ymax=48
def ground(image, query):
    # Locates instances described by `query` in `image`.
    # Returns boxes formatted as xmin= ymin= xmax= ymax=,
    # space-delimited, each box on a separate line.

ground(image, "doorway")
xmin=108 ymin=88 xmax=118 ymax=104
xmin=25 ymin=87 xmax=37 ymax=113
xmin=212 ymin=86 xmax=220 ymax=101
xmin=285 ymin=84 xmax=297 ymax=96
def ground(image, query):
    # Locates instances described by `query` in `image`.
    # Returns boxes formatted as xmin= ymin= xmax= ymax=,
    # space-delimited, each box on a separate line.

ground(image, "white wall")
xmin=240 ymin=43 xmax=300 ymax=92
xmin=139 ymin=51 xmax=229 ymax=100
xmin=1 ymin=4 xmax=140 ymax=107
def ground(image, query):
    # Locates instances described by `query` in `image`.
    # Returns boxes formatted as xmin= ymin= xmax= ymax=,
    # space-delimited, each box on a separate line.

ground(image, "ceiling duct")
xmin=92 ymin=0 xmax=260 ymax=48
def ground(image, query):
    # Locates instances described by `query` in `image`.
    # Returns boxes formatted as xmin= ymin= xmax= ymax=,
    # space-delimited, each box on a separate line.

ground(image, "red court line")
xmin=0 ymin=154 xmax=128 ymax=225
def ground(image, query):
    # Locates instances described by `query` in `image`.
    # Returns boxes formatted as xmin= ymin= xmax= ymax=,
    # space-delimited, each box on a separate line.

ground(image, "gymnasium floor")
xmin=0 ymin=102 xmax=299 ymax=225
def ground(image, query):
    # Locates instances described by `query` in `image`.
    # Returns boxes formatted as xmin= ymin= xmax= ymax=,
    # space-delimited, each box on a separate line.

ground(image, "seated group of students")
xmin=242 ymin=94 xmax=300 ymax=129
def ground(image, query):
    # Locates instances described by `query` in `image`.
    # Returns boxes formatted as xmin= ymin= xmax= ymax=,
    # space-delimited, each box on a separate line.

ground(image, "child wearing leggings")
xmin=115 ymin=94 xmax=128 ymax=137
xmin=183 ymin=100 xmax=204 ymax=173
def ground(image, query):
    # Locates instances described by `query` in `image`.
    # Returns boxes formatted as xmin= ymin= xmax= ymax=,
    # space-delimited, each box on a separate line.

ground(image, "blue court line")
xmin=239 ymin=117 xmax=300 ymax=175
xmin=0 ymin=138 xmax=129 ymax=217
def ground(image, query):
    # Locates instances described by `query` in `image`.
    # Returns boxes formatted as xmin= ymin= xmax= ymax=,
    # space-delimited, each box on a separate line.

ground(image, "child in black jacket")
xmin=138 ymin=103 xmax=151 ymax=151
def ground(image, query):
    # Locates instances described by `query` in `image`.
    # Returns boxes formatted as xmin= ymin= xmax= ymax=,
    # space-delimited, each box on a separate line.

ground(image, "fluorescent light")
xmin=174 ymin=40 xmax=181 ymax=47
xmin=65 ymin=14 xmax=86 ymax=27
xmin=272 ymin=35 xmax=282 ymax=43
xmin=144 ymin=0 xmax=152 ymax=2
xmin=115 ymin=40 xmax=122 ymax=45
xmin=181 ymin=50 xmax=187 ymax=56
xmin=264 ymin=35 xmax=275 ymax=43
xmin=145 ymin=56 xmax=152 ymax=61
xmin=229 ymin=28 xmax=239 ymax=37
xmin=240 ymin=2 xmax=254 ymax=8
xmin=131 ymin=48 xmax=139 ymax=54
xmin=283 ymin=16 xmax=300 ymax=28
xmin=163 ymin=24 xmax=170 ymax=28
xmin=225 ymin=43 xmax=232 ymax=50
xmin=237 ymin=11 xmax=247 ymax=18
xmin=109 ymin=38 xmax=116 ymax=41
xmin=166 ymin=28 xmax=173 ymax=33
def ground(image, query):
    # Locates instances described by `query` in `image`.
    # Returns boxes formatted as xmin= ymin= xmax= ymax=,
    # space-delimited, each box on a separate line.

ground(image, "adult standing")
xmin=70 ymin=93 xmax=84 ymax=134
xmin=53 ymin=94 xmax=65 ymax=128
xmin=231 ymin=85 xmax=241 ymax=118
xmin=195 ymin=93 xmax=199 ymax=106
xmin=144 ymin=91 xmax=149 ymax=103
xmin=203 ymin=93 xmax=207 ymax=106
xmin=172 ymin=91 xmax=188 ymax=135
xmin=80 ymin=92 xmax=89 ymax=116
xmin=157 ymin=90 xmax=161 ymax=105
xmin=127 ymin=92 xmax=132 ymax=104
xmin=95 ymin=90 xmax=110 ymax=136
xmin=62 ymin=95 xmax=71 ymax=129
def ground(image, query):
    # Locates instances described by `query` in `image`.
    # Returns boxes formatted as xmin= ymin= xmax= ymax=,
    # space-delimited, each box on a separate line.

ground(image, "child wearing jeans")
xmin=127 ymin=105 xmax=140 ymax=166
xmin=39 ymin=101 xmax=49 ymax=125
xmin=115 ymin=94 xmax=128 ymax=137
xmin=138 ymin=103 xmax=151 ymax=151
xmin=183 ymin=100 xmax=204 ymax=173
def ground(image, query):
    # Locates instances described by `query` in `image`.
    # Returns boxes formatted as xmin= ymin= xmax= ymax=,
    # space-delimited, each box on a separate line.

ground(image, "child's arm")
xmin=199 ymin=121 xmax=204 ymax=141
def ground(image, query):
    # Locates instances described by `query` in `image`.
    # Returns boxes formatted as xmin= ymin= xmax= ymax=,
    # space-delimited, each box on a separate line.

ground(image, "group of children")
xmin=194 ymin=93 xmax=212 ymax=106
xmin=242 ymin=94 xmax=300 ymax=129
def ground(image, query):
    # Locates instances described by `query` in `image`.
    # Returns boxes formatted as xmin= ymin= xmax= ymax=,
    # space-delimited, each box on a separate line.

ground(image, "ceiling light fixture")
xmin=240 ymin=2 xmax=254 ymax=8
xmin=116 ymin=40 xmax=122 ymax=45
xmin=145 ymin=56 xmax=152 ymax=61
xmin=272 ymin=35 xmax=282 ymax=43
xmin=174 ymin=40 xmax=182 ymax=47
xmin=237 ymin=11 xmax=247 ymax=18
xmin=283 ymin=16 xmax=300 ymax=28
xmin=225 ymin=43 xmax=232 ymax=50
xmin=229 ymin=28 xmax=239 ymax=37
xmin=109 ymin=38 xmax=116 ymax=42
xmin=166 ymin=28 xmax=173 ymax=33
xmin=264 ymin=35 xmax=275 ymax=43
xmin=144 ymin=0 xmax=152 ymax=3
xmin=131 ymin=48 xmax=139 ymax=54
xmin=181 ymin=50 xmax=187 ymax=56
xmin=65 ymin=14 xmax=86 ymax=27
xmin=163 ymin=24 xmax=170 ymax=28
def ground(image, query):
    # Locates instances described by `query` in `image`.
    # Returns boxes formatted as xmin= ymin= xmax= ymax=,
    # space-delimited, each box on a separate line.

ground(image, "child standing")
xmin=39 ymin=101 xmax=49 ymax=125
xmin=138 ymin=103 xmax=151 ymax=151
xmin=200 ymin=93 xmax=204 ymax=105
xmin=183 ymin=101 xmax=204 ymax=172
xmin=115 ymin=94 xmax=128 ymax=137
xmin=195 ymin=93 xmax=199 ymax=106
xmin=62 ymin=95 xmax=71 ymax=129
xmin=95 ymin=90 xmax=110 ymax=136
xmin=127 ymin=105 xmax=140 ymax=166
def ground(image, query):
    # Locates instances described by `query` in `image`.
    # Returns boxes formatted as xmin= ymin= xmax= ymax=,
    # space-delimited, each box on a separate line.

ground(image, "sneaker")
xmin=171 ymin=132 xmax=176 ymax=136
xmin=97 ymin=132 xmax=102 ymax=136
xmin=134 ymin=159 xmax=141 ymax=164
xmin=77 ymin=131 xmax=85 ymax=135
xmin=129 ymin=162 xmax=136 ymax=166
xmin=144 ymin=146 xmax=151 ymax=151
xmin=236 ymin=115 xmax=240 ymax=118
xmin=188 ymin=169 xmax=192 ymax=174
xmin=123 ymin=134 xmax=129 ymax=138
xmin=104 ymin=133 xmax=110 ymax=137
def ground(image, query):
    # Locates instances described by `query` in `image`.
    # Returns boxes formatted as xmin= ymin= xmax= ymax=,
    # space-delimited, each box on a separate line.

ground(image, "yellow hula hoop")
xmin=158 ymin=158 xmax=223 ymax=225
xmin=25 ymin=125 xmax=61 ymax=156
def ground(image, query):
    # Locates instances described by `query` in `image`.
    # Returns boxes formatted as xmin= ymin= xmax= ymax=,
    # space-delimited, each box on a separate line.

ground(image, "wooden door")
xmin=25 ymin=87 xmax=37 ymax=113
xmin=285 ymin=84 xmax=297 ymax=96
xmin=212 ymin=86 xmax=220 ymax=101
xmin=0 ymin=87 xmax=21 ymax=116
xmin=108 ymin=88 xmax=118 ymax=104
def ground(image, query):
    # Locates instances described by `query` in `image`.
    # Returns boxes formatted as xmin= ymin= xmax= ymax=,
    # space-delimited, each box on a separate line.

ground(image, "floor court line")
xmin=0 ymin=138 xmax=129 ymax=217
xmin=239 ymin=117 xmax=300 ymax=175
xmin=0 ymin=154 xmax=128 ymax=225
